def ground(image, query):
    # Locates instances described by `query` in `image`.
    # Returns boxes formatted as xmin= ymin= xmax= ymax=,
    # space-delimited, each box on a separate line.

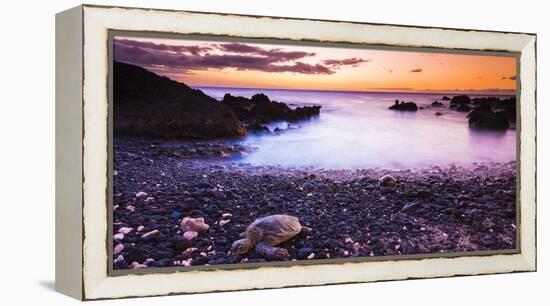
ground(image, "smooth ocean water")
xmin=198 ymin=87 xmax=516 ymax=170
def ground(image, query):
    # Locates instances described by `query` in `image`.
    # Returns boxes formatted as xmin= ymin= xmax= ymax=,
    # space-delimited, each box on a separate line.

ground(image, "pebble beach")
xmin=112 ymin=137 xmax=517 ymax=270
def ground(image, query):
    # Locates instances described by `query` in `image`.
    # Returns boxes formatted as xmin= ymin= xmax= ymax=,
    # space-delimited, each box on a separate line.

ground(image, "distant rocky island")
xmin=222 ymin=93 xmax=321 ymax=132
xmin=114 ymin=61 xmax=321 ymax=139
xmin=389 ymin=94 xmax=516 ymax=130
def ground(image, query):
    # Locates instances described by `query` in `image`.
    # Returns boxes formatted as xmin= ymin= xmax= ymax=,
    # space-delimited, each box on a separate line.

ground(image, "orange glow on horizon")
xmin=114 ymin=36 xmax=517 ymax=95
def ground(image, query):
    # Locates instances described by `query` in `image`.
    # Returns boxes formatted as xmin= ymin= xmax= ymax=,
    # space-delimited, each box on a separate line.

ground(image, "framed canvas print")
xmin=55 ymin=4 xmax=537 ymax=300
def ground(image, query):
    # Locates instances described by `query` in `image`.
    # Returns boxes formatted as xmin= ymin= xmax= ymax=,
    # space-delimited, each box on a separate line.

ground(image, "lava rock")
xmin=468 ymin=103 xmax=510 ymax=130
xmin=450 ymin=95 xmax=472 ymax=105
xmin=169 ymin=236 xmax=193 ymax=251
xmin=401 ymin=202 xmax=419 ymax=212
xmin=389 ymin=100 xmax=418 ymax=111
xmin=113 ymin=61 xmax=245 ymax=139
xmin=296 ymin=247 xmax=315 ymax=259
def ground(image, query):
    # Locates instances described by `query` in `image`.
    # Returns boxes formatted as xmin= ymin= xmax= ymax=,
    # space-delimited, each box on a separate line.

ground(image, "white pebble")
xmin=135 ymin=191 xmax=148 ymax=198
xmin=141 ymin=229 xmax=159 ymax=239
xmin=137 ymin=225 xmax=144 ymax=232
xmin=113 ymin=233 xmax=124 ymax=241
xmin=344 ymin=237 xmax=353 ymax=244
xmin=307 ymin=253 xmax=315 ymax=259
xmin=131 ymin=262 xmax=148 ymax=269
xmin=182 ymin=247 xmax=197 ymax=256
xmin=118 ymin=227 xmax=133 ymax=234
xmin=126 ymin=205 xmax=135 ymax=212
xmin=174 ymin=258 xmax=193 ymax=267
xmin=344 ymin=250 xmax=350 ymax=256
xmin=181 ymin=217 xmax=209 ymax=233
xmin=219 ymin=219 xmax=231 ymax=227
xmin=183 ymin=230 xmax=198 ymax=240
xmin=222 ymin=213 xmax=232 ymax=218
xmin=145 ymin=258 xmax=154 ymax=263
xmin=114 ymin=255 xmax=124 ymax=263
xmin=114 ymin=243 xmax=124 ymax=255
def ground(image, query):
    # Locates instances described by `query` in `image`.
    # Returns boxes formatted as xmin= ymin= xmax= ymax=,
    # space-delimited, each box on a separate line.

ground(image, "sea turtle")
xmin=230 ymin=214 xmax=302 ymax=260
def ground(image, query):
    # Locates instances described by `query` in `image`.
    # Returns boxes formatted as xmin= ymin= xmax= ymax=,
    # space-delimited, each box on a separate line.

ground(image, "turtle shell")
xmin=248 ymin=214 xmax=301 ymax=245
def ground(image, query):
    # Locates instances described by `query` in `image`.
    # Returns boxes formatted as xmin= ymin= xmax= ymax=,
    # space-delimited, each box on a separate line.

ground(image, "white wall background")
xmin=0 ymin=0 xmax=546 ymax=304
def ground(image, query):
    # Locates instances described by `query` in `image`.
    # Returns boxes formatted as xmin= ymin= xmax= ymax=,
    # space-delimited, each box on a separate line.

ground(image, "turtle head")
xmin=231 ymin=238 xmax=254 ymax=255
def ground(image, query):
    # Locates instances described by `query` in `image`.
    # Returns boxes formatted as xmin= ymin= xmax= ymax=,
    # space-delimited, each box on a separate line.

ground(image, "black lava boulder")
xmin=222 ymin=93 xmax=321 ymax=126
xmin=450 ymin=95 xmax=472 ymax=106
xmin=113 ymin=61 xmax=245 ymax=139
xmin=467 ymin=103 xmax=510 ymax=130
xmin=389 ymin=100 xmax=418 ymax=111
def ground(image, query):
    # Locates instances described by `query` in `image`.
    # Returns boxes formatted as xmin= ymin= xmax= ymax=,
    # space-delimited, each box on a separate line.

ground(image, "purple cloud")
xmin=216 ymin=43 xmax=316 ymax=62
xmin=264 ymin=62 xmax=333 ymax=74
xmin=502 ymin=75 xmax=516 ymax=80
xmin=114 ymin=39 xmax=212 ymax=55
xmin=113 ymin=38 xmax=365 ymax=76
xmin=410 ymin=68 xmax=423 ymax=73
xmin=323 ymin=57 xmax=369 ymax=67
xmin=217 ymin=42 xmax=262 ymax=53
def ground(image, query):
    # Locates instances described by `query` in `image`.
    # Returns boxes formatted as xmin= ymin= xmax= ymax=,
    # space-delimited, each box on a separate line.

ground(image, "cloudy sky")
xmin=114 ymin=36 xmax=517 ymax=94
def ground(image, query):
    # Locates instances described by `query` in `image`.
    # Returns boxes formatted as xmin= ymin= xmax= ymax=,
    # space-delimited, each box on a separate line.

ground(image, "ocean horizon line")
xmin=193 ymin=85 xmax=516 ymax=97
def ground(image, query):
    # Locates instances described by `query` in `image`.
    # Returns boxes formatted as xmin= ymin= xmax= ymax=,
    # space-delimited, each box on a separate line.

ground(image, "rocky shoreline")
xmin=114 ymin=61 xmax=321 ymax=140
xmin=112 ymin=137 xmax=517 ymax=270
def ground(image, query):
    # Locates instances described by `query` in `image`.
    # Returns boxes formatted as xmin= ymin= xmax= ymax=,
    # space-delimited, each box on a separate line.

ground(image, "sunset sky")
xmin=114 ymin=36 xmax=517 ymax=94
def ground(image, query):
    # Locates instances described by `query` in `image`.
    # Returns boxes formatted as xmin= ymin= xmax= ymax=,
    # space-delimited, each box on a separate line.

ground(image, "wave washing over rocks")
xmin=112 ymin=138 xmax=517 ymax=270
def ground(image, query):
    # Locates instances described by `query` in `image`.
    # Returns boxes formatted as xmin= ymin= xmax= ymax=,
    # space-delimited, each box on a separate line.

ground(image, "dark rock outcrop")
xmin=456 ymin=104 xmax=472 ymax=112
xmin=114 ymin=61 xmax=245 ymax=139
xmin=472 ymin=96 xmax=516 ymax=123
xmin=389 ymin=100 xmax=418 ymax=111
xmin=431 ymin=101 xmax=443 ymax=107
xmin=442 ymin=96 xmax=451 ymax=100
xmin=467 ymin=103 xmax=509 ymax=130
xmin=450 ymin=95 xmax=472 ymax=107
xmin=471 ymin=97 xmax=501 ymax=105
xmin=222 ymin=93 xmax=321 ymax=130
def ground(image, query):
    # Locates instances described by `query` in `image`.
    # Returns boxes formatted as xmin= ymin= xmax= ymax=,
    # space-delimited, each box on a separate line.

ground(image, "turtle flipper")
xmin=255 ymin=242 xmax=289 ymax=260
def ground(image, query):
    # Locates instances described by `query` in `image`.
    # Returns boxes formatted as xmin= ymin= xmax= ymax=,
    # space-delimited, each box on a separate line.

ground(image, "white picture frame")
xmin=55 ymin=4 xmax=536 ymax=300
